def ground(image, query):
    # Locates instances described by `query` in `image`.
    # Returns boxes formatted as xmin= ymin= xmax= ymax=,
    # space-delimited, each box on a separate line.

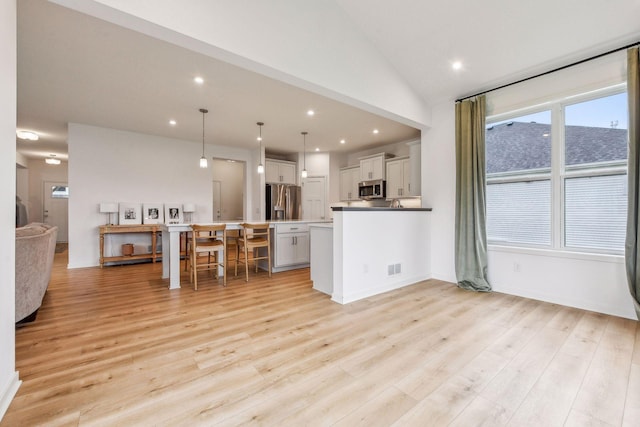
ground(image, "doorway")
xmin=43 ymin=181 xmax=68 ymax=242
xmin=212 ymin=159 xmax=245 ymax=221
xmin=302 ymin=176 xmax=326 ymax=220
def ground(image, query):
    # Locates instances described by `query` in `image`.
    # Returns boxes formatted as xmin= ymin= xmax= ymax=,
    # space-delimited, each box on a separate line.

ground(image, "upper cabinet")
xmin=266 ymin=159 xmax=297 ymax=184
xmin=359 ymin=153 xmax=387 ymax=181
xmin=386 ymin=157 xmax=411 ymax=197
xmin=386 ymin=141 xmax=421 ymax=198
xmin=339 ymin=166 xmax=360 ymax=201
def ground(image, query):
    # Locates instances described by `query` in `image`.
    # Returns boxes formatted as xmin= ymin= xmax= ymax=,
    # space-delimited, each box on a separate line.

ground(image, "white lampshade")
xmin=182 ymin=203 xmax=196 ymax=213
xmin=199 ymin=156 xmax=208 ymax=168
xmin=99 ymin=202 xmax=118 ymax=213
xmin=301 ymin=169 xmax=308 ymax=178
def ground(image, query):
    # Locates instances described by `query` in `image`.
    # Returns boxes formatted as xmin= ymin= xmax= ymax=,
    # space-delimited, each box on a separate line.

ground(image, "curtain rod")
xmin=455 ymin=40 xmax=640 ymax=103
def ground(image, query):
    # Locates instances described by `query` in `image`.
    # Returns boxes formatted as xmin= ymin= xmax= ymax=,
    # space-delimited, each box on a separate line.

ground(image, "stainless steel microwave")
xmin=358 ymin=179 xmax=386 ymax=199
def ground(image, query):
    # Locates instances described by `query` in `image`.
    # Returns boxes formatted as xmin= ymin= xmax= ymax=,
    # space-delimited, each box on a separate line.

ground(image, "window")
xmin=486 ymin=110 xmax=552 ymax=246
xmin=486 ymin=87 xmax=628 ymax=254
xmin=51 ymin=185 xmax=69 ymax=199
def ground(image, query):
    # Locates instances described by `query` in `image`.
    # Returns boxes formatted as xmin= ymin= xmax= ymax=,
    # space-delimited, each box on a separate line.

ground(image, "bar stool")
xmin=189 ymin=224 xmax=227 ymax=290
xmin=225 ymin=229 xmax=240 ymax=273
xmin=235 ymin=223 xmax=271 ymax=282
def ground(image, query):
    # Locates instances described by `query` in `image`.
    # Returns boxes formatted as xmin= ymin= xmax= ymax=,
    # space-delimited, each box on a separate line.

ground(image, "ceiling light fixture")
xmin=315 ymin=148 xmax=319 ymax=152
xmin=169 ymin=120 xmax=176 ymax=126
xmin=340 ymin=139 xmax=346 ymax=144
xmin=301 ymin=131 xmax=308 ymax=179
xmin=17 ymin=130 xmax=38 ymax=140
xmin=452 ymin=61 xmax=463 ymax=71
xmin=307 ymin=109 xmax=315 ymax=116
xmin=373 ymin=129 xmax=379 ymax=134
xmin=257 ymin=121 xmax=265 ymax=174
xmin=45 ymin=154 xmax=60 ymax=165
xmin=194 ymin=76 xmax=204 ymax=84
xmin=199 ymin=108 xmax=208 ymax=168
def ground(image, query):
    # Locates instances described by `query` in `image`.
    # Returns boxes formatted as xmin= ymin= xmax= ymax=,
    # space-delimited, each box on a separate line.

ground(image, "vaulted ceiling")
xmin=16 ymin=0 xmax=640 ymax=161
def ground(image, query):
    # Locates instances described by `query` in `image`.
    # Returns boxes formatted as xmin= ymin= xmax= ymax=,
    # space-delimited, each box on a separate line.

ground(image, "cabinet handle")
xmin=408 ymin=183 xmax=411 ymax=193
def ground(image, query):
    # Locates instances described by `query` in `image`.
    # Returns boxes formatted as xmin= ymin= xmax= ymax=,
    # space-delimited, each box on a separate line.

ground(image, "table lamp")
xmin=99 ymin=202 xmax=118 ymax=225
xmin=183 ymin=203 xmax=196 ymax=223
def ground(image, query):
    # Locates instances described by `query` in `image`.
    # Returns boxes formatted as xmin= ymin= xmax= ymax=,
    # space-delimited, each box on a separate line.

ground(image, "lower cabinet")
xmin=272 ymin=223 xmax=310 ymax=272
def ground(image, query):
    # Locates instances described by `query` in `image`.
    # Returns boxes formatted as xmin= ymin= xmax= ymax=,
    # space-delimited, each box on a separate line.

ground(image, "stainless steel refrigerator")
xmin=266 ymin=184 xmax=301 ymax=220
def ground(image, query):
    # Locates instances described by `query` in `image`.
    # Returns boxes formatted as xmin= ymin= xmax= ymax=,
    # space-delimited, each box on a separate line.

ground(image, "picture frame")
xmin=142 ymin=203 xmax=164 ymax=224
xmin=118 ymin=203 xmax=142 ymax=225
xmin=164 ymin=204 xmax=183 ymax=224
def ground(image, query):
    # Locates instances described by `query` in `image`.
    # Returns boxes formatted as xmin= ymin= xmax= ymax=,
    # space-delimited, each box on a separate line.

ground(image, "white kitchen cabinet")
xmin=359 ymin=153 xmax=387 ymax=181
xmin=272 ymin=223 xmax=310 ymax=271
xmin=386 ymin=157 xmax=411 ymax=198
xmin=265 ymin=159 xmax=296 ymax=184
xmin=339 ymin=166 xmax=360 ymax=201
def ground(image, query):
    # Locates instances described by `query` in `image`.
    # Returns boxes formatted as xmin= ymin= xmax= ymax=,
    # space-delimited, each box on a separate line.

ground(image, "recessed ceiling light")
xmin=315 ymin=148 xmax=320 ymax=152
xmin=373 ymin=129 xmax=379 ymax=134
xmin=452 ymin=61 xmax=463 ymax=71
xmin=307 ymin=109 xmax=315 ymax=116
xmin=16 ymin=130 xmax=38 ymax=140
xmin=194 ymin=76 xmax=204 ymax=84
xmin=340 ymin=139 xmax=346 ymax=144
xmin=169 ymin=120 xmax=177 ymax=126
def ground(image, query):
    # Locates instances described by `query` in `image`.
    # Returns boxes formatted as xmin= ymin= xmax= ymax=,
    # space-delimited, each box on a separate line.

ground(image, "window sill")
xmin=488 ymin=244 xmax=624 ymax=264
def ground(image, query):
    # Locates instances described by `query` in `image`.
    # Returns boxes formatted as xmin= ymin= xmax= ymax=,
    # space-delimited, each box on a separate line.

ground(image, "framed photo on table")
xmin=143 ymin=203 xmax=164 ymax=224
xmin=164 ymin=204 xmax=183 ymax=224
xmin=119 ymin=203 xmax=142 ymax=225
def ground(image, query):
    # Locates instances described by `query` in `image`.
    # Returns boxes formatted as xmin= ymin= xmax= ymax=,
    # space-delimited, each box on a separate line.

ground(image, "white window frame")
xmin=486 ymin=83 xmax=627 ymax=256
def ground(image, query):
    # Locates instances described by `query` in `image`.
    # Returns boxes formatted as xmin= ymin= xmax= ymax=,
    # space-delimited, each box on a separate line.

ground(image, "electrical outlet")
xmin=394 ymin=263 xmax=401 ymax=274
xmin=513 ymin=262 xmax=521 ymax=272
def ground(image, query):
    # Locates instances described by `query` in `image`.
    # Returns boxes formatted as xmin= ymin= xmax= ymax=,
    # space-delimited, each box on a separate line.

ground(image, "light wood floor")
xmin=3 ymin=250 xmax=639 ymax=426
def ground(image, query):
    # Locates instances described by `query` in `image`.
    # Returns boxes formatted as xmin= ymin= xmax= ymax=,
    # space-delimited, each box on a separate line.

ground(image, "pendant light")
xmin=301 ymin=131 xmax=308 ymax=178
xmin=257 ymin=122 xmax=264 ymax=174
xmin=199 ymin=108 xmax=208 ymax=168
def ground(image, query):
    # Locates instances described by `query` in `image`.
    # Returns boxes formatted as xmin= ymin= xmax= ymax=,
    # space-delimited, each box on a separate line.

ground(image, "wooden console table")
xmin=99 ymin=224 xmax=161 ymax=267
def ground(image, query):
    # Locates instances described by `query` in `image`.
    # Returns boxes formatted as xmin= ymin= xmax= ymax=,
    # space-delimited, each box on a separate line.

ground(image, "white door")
xmin=302 ymin=176 xmax=326 ymax=220
xmin=43 ymin=181 xmax=68 ymax=242
xmin=212 ymin=180 xmax=222 ymax=220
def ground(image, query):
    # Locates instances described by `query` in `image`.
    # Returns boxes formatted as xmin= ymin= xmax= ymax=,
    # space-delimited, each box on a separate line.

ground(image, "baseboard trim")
xmin=0 ymin=372 xmax=21 ymax=421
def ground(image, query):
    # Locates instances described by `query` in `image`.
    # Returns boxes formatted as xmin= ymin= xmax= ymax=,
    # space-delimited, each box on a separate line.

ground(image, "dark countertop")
xmin=331 ymin=207 xmax=432 ymax=212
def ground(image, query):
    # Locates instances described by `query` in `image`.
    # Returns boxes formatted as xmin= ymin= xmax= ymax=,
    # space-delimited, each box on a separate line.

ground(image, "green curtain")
xmin=455 ymin=95 xmax=491 ymax=292
xmin=625 ymin=47 xmax=640 ymax=319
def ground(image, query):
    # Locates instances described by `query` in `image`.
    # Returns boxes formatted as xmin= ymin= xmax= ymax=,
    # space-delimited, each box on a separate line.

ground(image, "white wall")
xmin=68 ymin=123 xmax=256 ymax=268
xmin=423 ymin=103 xmax=457 ymax=283
xmin=26 ymin=159 xmax=68 ymax=223
xmin=52 ymin=0 xmax=430 ymax=130
xmin=0 ymin=0 xmax=19 ymax=420
xmin=332 ymin=210 xmax=431 ymax=304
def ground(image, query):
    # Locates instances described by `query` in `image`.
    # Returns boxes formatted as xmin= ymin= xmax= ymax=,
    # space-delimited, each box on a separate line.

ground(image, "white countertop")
xmin=309 ymin=223 xmax=334 ymax=229
xmin=162 ymin=219 xmax=331 ymax=230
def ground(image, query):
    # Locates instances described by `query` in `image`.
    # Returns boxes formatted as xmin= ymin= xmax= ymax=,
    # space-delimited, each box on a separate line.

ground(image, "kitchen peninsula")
xmin=161 ymin=220 xmax=327 ymax=289
xmin=311 ymin=207 xmax=432 ymax=304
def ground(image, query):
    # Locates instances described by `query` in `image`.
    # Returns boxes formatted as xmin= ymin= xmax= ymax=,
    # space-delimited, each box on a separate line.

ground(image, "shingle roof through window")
xmin=486 ymin=122 xmax=627 ymax=174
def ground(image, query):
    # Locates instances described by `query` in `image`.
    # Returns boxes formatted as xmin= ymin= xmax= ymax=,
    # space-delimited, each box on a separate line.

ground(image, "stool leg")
xmin=244 ymin=244 xmax=249 ymax=282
